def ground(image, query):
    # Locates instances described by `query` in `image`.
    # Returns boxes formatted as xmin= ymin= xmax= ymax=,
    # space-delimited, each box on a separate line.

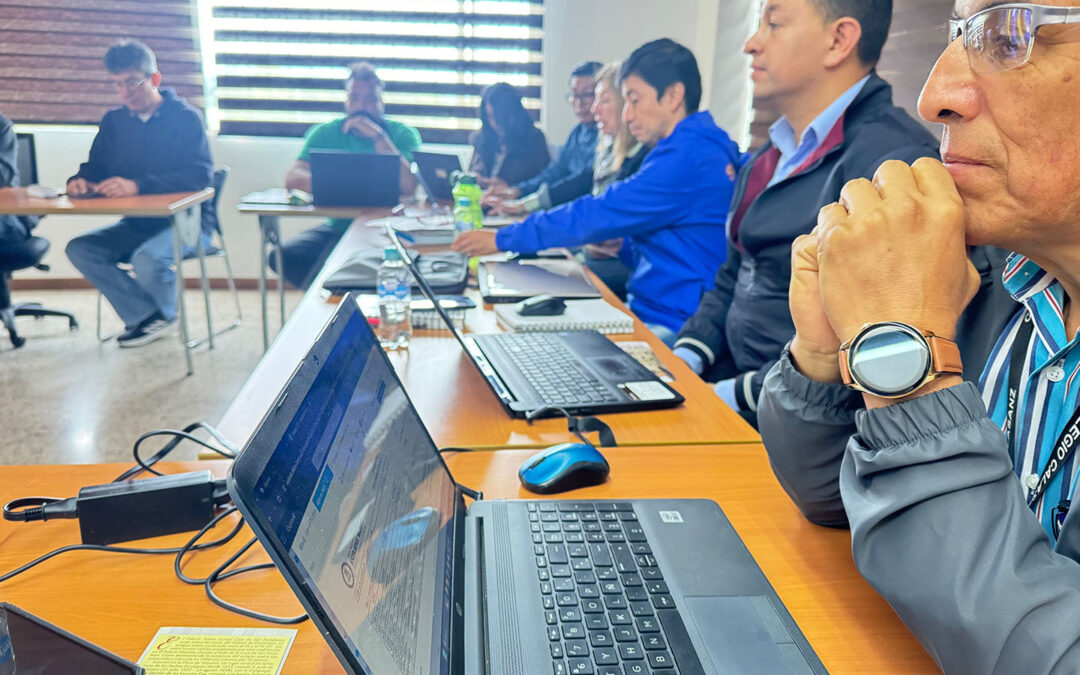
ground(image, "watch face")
xmin=849 ymin=324 xmax=931 ymax=396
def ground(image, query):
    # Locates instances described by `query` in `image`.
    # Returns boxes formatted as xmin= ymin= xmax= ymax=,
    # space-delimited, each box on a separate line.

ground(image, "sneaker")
xmin=117 ymin=314 xmax=177 ymax=348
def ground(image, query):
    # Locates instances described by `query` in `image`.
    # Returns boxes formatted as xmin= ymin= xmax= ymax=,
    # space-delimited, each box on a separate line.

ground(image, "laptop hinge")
xmin=462 ymin=513 xmax=488 ymax=675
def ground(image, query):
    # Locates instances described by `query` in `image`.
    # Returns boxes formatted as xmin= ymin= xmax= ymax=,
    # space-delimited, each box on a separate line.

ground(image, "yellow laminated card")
xmin=137 ymin=627 xmax=297 ymax=675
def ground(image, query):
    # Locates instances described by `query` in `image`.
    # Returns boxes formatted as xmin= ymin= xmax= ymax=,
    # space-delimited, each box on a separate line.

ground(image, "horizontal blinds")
xmin=206 ymin=0 xmax=544 ymax=143
xmin=0 ymin=0 xmax=205 ymax=124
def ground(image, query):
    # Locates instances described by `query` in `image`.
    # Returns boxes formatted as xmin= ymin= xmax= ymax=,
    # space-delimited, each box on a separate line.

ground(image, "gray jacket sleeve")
xmin=757 ymin=345 xmax=863 ymax=527
xmin=841 ymin=382 xmax=1080 ymax=675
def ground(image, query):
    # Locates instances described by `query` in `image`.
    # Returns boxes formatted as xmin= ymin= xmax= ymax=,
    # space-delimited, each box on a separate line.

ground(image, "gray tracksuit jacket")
xmin=758 ymin=267 xmax=1080 ymax=672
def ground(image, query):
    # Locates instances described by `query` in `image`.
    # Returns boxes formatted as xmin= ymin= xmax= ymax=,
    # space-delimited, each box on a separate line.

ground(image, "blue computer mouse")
xmin=518 ymin=443 xmax=610 ymax=494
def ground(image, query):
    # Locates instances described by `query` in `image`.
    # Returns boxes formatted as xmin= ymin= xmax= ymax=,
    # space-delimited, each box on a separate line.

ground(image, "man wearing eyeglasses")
xmin=64 ymin=40 xmax=213 ymax=347
xmin=482 ymin=61 xmax=603 ymax=214
xmin=758 ymin=1 xmax=1080 ymax=670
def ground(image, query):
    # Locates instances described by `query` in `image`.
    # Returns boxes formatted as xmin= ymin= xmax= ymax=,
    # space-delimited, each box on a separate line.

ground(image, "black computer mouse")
xmin=518 ymin=443 xmax=610 ymax=494
xmin=516 ymin=294 xmax=566 ymax=316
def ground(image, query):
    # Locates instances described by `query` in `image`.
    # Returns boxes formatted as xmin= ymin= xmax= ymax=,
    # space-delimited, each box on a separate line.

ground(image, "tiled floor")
xmin=0 ymin=288 xmax=302 ymax=465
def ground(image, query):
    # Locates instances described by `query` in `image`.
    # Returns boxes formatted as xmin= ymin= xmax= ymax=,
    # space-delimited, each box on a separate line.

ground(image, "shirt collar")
xmin=1003 ymin=253 xmax=1057 ymax=302
xmin=1003 ymin=252 xmax=1071 ymax=357
xmin=768 ymin=74 xmax=871 ymax=158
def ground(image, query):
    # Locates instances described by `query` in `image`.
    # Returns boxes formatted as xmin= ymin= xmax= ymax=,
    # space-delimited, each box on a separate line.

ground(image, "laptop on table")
xmin=387 ymin=229 xmax=683 ymax=419
xmin=413 ymin=151 xmax=462 ymax=204
xmin=227 ymin=296 xmax=827 ymax=675
xmin=309 ymin=151 xmax=401 ymax=207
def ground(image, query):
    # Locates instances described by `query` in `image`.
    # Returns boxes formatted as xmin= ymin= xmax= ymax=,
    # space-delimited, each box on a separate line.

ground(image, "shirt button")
xmin=1047 ymin=366 xmax=1066 ymax=382
xmin=1025 ymin=474 xmax=1041 ymax=490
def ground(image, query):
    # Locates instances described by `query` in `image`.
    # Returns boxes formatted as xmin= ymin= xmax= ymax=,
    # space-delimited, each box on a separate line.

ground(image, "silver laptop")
xmin=227 ymin=296 xmax=826 ymax=675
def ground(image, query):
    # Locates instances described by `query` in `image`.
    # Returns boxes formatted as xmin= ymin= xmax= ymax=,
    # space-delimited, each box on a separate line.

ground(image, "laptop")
xmin=227 ymin=296 xmax=827 ymax=675
xmin=413 ymin=151 xmax=462 ymax=204
xmin=309 ymin=151 xmax=400 ymax=207
xmin=387 ymin=230 xmax=684 ymax=418
xmin=0 ymin=603 xmax=143 ymax=673
xmin=477 ymin=258 xmax=603 ymax=303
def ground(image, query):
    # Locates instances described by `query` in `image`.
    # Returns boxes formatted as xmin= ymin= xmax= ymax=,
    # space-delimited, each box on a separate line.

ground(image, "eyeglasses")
xmin=948 ymin=3 xmax=1080 ymax=74
xmin=110 ymin=77 xmax=147 ymax=90
xmin=564 ymin=92 xmax=595 ymax=104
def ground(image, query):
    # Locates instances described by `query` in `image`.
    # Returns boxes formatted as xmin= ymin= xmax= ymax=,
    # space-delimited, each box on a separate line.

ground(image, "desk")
xmin=0 ymin=188 xmax=215 ymax=375
xmin=216 ymin=219 xmax=759 ymax=450
xmin=0 ymin=452 xmax=936 ymax=673
xmin=235 ymin=203 xmax=393 ymax=349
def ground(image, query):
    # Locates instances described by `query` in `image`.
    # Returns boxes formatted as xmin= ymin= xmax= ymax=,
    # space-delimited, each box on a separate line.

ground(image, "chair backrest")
xmin=201 ymin=167 xmax=229 ymax=236
xmin=15 ymin=133 xmax=37 ymax=186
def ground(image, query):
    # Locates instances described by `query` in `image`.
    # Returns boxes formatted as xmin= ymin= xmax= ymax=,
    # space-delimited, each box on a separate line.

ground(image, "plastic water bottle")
xmin=376 ymin=246 xmax=412 ymax=350
xmin=452 ymin=174 xmax=484 ymax=229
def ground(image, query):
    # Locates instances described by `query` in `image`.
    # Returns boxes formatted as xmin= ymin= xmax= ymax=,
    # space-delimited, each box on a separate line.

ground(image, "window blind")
xmin=0 ymin=0 xmax=205 ymax=124
xmin=204 ymin=0 xmax=544 ymax=143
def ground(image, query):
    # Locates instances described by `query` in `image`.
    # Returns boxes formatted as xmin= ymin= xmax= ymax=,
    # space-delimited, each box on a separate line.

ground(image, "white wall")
xmin=15 ymin=0 xmax=756 ymax=281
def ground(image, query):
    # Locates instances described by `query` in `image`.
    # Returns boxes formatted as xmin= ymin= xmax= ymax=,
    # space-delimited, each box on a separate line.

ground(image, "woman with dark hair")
xmin=468 ymin=83 xmax=549 ymax=186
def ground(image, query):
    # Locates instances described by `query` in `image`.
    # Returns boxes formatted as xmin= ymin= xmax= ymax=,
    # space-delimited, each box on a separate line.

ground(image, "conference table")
xmin=0 ymin=187 xmax=216 ymax=375
xmin=215 ymin=212 xmax=759 ymax=451
xmin=0 ymin=452 xmax=937 ymax=673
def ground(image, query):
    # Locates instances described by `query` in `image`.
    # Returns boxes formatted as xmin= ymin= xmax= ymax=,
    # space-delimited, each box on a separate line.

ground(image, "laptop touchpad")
xmin=684 ymin=595 xmax=807 ymax=675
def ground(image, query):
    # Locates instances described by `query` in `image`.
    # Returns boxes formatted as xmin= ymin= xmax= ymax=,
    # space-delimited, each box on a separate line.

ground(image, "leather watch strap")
xmin=927 ymin=335 xmax=963 ymax=375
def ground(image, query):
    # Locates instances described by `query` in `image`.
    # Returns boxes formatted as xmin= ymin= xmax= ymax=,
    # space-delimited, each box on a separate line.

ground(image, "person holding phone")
xmin=275 ymin=63 xmax=422 ymax=290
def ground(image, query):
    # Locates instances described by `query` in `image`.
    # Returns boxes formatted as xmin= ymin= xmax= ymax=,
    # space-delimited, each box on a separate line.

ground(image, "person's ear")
xmin=660 ymin=81 xmax=686 ymax=114
xmin=823 ymin=17 xmax=863 ymax=69
xmin=150 ymin=71 xmax=163 ymax=88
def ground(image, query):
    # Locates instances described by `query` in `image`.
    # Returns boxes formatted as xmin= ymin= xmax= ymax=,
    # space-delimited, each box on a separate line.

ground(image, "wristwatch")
xmin=838 ymin=322 xmax=963 ymax=398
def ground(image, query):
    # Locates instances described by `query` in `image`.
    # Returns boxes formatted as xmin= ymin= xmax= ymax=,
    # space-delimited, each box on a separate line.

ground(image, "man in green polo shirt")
xmin=276 ymin=62 xmax=422 ymax=289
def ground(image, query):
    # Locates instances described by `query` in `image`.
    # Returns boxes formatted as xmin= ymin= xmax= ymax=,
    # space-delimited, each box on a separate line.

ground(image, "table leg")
xmin=257 ymin=215 xmax=276 ymax=351
xmin=172 ymin=210 xmax=195 ymax=376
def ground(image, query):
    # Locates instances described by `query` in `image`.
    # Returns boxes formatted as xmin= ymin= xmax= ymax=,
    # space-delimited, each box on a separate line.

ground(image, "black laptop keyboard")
xmin=488 ymin=333 xmax=620 ymax=407
xmin=528 ymin=501 xmax=703 ymax=675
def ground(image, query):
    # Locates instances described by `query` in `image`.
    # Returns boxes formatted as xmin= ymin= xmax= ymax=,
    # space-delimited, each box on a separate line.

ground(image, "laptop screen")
xmin=243 ymin=304 xmax=457 ymax=675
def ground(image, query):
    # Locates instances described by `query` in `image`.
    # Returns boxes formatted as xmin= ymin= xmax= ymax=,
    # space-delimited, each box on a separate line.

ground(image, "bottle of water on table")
xmin=376 ymin=245 xmax=412 ymax=350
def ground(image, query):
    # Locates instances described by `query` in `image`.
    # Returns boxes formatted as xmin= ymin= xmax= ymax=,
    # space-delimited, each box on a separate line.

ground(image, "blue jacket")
xmin=515 ymin=122 xmax=598 ymax=206
xmin=495 ymin=111 xmax=743 ymax=332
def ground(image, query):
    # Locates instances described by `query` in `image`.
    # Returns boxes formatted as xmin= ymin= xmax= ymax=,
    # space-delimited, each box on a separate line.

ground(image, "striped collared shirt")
xmin=979 ymin=254 xmax=1080 ymax=538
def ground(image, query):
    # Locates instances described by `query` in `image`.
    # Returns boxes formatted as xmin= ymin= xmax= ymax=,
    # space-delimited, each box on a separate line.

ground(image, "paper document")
xmin=138 ymin=627 xmax=297 ymax=675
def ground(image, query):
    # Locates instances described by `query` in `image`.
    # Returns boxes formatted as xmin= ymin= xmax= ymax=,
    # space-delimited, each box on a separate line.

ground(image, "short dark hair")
xmin=617 ymin=39 xmax=702 ymax=114
xmin=809 ymin=0 xmax=893 ymax=66
xmin=104 ymin=40 xmax=157 ymax=76
xmin=570 ymin=60 xmax=603 ymax=81
xmin=346 ymin=62 xmax=382 ymax=88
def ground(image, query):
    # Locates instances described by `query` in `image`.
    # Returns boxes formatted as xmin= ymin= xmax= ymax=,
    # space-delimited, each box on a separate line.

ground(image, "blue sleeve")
xmin=515 ymin=139 xmax=571 ymax=195
xmin=495 ymin=144 xmax=702 ymax=254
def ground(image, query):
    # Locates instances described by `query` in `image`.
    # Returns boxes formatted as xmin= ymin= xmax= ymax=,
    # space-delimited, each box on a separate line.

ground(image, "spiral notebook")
xmin=494 ymin=298 xmax=635 ymax=334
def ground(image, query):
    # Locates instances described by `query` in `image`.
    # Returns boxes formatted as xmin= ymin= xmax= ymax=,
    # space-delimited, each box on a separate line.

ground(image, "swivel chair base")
xmin=1 ymin=302 xmax=79 ymax=349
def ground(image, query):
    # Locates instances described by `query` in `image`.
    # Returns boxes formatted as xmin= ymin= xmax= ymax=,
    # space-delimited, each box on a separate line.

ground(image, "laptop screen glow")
xmin=249 ymin=308 xmax=456 ymax=675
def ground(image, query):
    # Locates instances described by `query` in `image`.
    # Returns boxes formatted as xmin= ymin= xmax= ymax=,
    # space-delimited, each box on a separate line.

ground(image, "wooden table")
xmin=215 ymin=219 xmax=759 ymax=451
xmin=235 ymin=202 xmax=394 ymax=349
xmin=0 ymin=187 xmax=216 ymax=375
xmin=0 ymin=453 xmax=937 ymax=674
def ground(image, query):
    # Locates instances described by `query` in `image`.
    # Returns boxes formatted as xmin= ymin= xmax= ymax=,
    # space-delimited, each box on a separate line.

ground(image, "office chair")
xmin=96 ymin=168 xmax=242 ymax=348
xmin=0 ymin=134 xmax=79 ymax=348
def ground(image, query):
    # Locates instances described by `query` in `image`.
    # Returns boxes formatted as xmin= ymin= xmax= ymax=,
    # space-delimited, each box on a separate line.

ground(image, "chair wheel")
xmin=11 ymin=335 xmax=25 ymax=348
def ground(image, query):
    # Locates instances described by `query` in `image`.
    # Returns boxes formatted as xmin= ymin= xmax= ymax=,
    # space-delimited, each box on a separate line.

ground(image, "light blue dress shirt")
xmin=766 ymin=74 xmax=870 ymax=187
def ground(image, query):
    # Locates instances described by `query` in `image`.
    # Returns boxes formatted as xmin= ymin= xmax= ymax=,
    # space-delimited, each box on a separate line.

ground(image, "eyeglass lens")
xmin=956 ymin=7 xmax=1035 ymax=74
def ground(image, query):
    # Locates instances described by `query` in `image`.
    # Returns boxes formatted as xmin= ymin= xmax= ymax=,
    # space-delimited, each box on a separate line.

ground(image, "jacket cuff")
xmin=733 ymin=371 xmax=758 ymax=412
xmin=672 ymin=337 xmax=715 ymax=367
xmin=854 ymin=381 xmax=988 ymax=451
xmin=775 ymin=344 xmax=861 ymax=411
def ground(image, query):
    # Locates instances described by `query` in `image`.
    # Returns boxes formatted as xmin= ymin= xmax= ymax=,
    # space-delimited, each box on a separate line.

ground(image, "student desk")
xmin=214 ymin=217 xmax=759 ymax=450
xmin=235 ymin=202 xmax=394 ymax=350
xmin=0 ymin=452 xmax=937 ymax=674
xmin=0 ymin=187 xmax=215 ymax=375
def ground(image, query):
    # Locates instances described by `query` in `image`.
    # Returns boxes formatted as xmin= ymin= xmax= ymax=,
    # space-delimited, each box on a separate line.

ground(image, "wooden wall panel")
xmin=0 ymin=0 xmax=205 ymax=125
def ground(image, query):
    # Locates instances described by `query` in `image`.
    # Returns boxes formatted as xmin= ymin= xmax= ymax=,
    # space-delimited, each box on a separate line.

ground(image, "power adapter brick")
xmin=6 ymin=471 xmax=222 ymax=545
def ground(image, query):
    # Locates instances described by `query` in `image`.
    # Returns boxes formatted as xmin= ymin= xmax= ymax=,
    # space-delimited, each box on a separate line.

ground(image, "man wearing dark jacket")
xmin=0 ymin=112 xmax=35 ymax=245
xmin=672 ymin=0 xmax=938 ymax=423
xmin=65 ymin=40 xmax=213 ymax=347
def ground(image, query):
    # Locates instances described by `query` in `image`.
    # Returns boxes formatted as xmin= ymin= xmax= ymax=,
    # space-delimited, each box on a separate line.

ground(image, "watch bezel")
xmin=844 ymin=322 xmax=933 ymax=398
